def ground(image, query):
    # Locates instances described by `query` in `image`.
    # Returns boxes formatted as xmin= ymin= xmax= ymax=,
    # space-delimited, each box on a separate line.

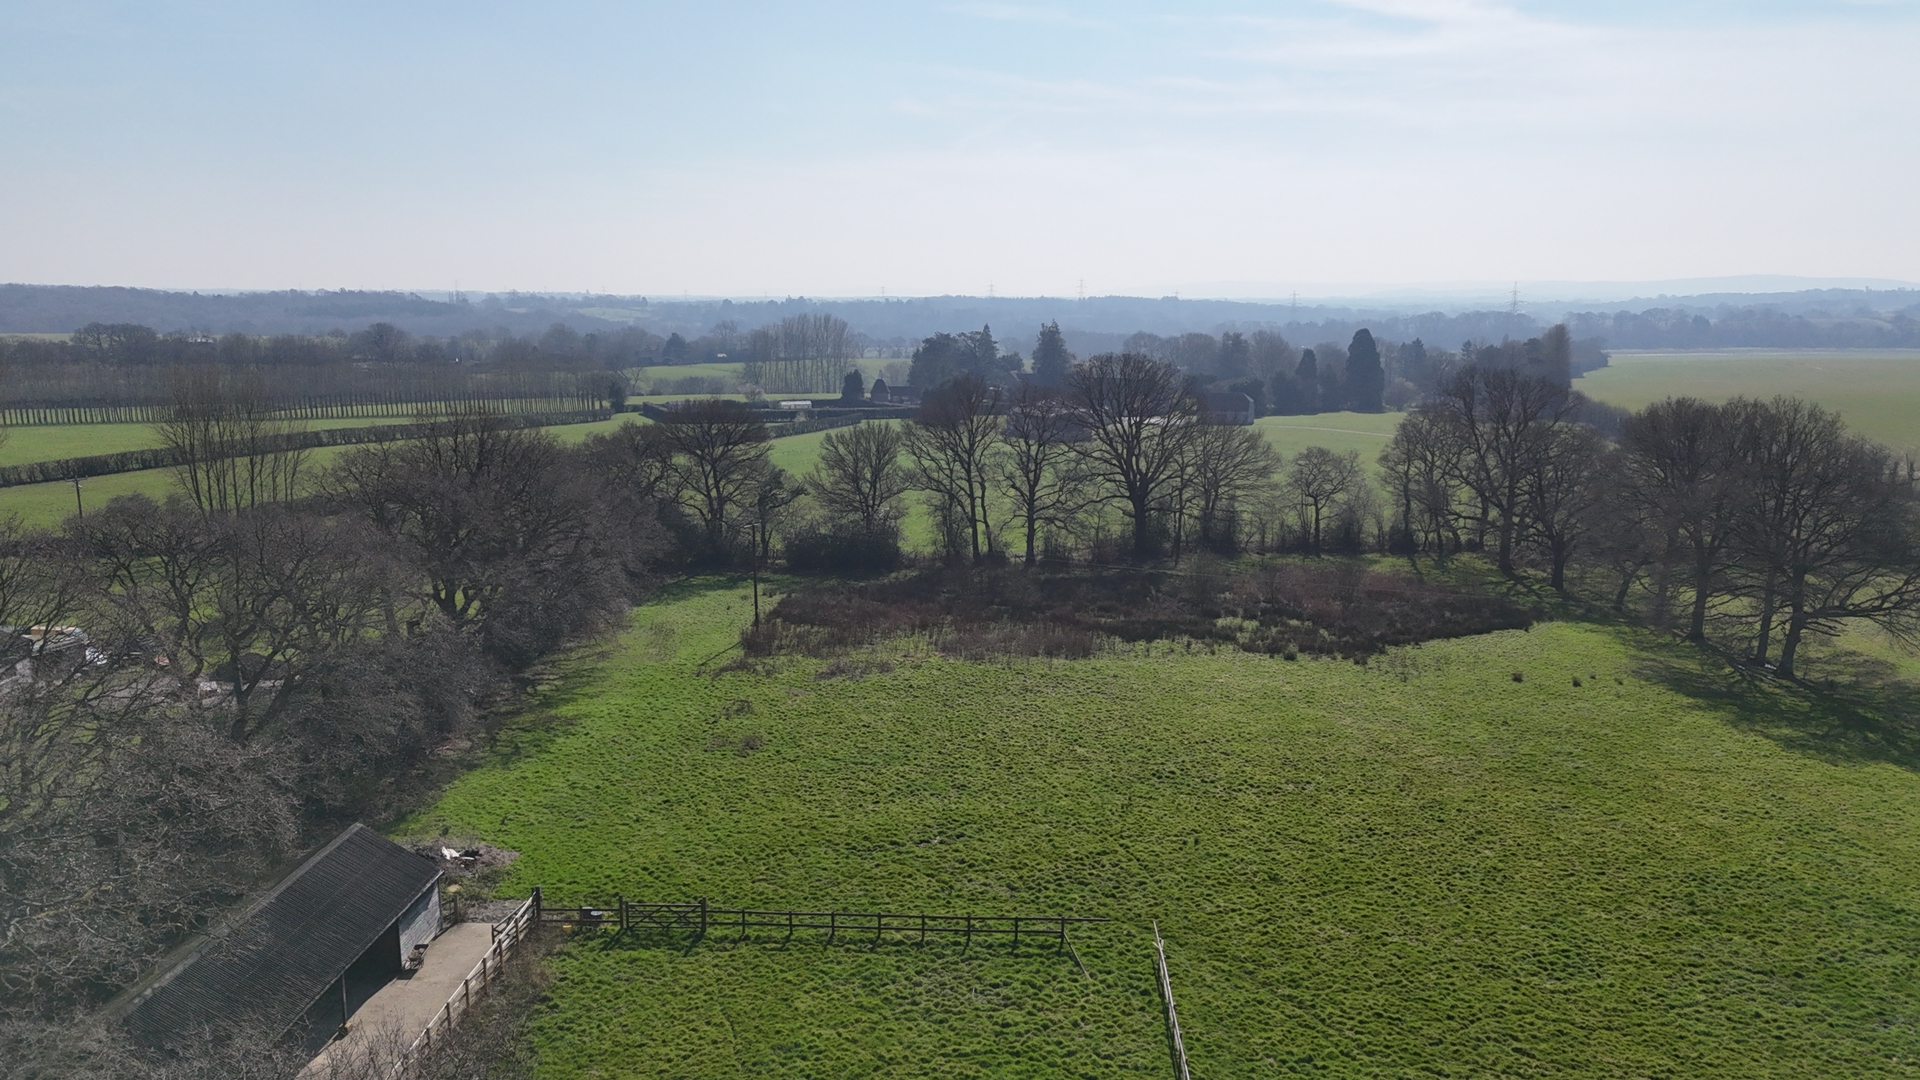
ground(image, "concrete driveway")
xmin=301 ymin=921 xmax=495 ymax=1077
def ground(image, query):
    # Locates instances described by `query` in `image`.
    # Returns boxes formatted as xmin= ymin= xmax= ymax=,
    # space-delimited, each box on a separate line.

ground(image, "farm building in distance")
xmin=1202 ymin=392 xmax=1256 ymax=425
xmin=110 ymin=824 xmax=442 ymax=1053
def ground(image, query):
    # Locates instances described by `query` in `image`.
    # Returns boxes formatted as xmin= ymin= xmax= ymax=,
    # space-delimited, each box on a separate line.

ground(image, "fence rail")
xmin=1153 ymin=921 xmax=1192 ymax=1080
xmin=390 ymin=888 xmax=542 ymax=1078
xmin=540 ymin=896 xmax=1107 ymax=949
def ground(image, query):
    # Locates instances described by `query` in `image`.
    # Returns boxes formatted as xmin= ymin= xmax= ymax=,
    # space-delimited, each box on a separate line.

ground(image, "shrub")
xmin=782 ymin=525 xmax=903 ymax=574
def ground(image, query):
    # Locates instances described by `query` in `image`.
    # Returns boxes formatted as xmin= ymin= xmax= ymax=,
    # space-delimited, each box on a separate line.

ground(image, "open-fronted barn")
xmin=111 ymin=824 xmax=442 ymax=1051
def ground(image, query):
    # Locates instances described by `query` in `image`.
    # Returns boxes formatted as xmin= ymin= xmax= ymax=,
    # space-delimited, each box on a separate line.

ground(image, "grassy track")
xmin=403 ymin=580 xmax=1920 ymax=1078
xmin=1578 ymin=350 xmax=1920 ymax=455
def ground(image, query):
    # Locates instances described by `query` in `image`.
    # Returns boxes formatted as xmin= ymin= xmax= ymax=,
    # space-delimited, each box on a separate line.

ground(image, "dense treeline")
xmin=1378 ymin=379 xmax=1920 ymax=676
xmin=761 ymin=340 xmax=1920 ymax=679
xmin=0 ymin=323 xmax=642 ymax=414
xmin=0 ymin=376 xmax=754 ymax=1070
xmin=1563 ymin=305 xmax=1920 ymax=350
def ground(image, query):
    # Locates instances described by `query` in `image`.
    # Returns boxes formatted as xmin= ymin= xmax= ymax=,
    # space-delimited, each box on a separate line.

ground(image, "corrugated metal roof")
xmin=119 ymin=823 xmax=440 ymax=1047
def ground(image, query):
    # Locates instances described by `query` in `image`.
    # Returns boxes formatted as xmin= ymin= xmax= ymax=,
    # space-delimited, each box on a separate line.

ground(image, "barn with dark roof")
xmin=112 ymin=823 xmax=442 ymax=1050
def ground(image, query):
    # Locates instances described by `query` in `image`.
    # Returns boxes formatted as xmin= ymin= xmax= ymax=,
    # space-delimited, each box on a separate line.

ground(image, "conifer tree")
xmin=1346 ymin=329 xmax=1385 ymax=412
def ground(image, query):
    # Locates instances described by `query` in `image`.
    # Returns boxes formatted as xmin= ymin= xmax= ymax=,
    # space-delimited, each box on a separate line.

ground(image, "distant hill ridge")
xmin=3 ymin=283 xmax=1917 ymax=351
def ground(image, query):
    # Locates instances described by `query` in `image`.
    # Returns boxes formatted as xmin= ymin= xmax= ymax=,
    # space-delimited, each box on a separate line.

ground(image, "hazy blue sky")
xmin=3 ymin=1 xmax=1916 ymax=297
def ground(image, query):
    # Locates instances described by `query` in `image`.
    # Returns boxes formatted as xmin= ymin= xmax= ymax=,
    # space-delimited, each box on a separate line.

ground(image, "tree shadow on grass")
xmin=473 ymin=574 xmax=757 ymax=769
xmin=1628 ymin=631 xmax=1920 ymax=774
xmin=1420 ymin=555 xmax=1920 ymax=775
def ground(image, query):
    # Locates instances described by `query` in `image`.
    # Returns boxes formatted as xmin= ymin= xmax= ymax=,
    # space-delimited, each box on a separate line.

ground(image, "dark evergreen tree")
xmin=908 ymin=332 xmax=965 ymax=389
xmin=1345 ymin=329 xmax=1385 ymax=412
xmin=1294 ymin=348 xmax=1321 ymax=413
xmin=841 ymin=368 xmax=866 ymax=401
xmin=1031 ymin=321 xmax=1072 ymax=386
xmin=1218 ymin=332 xmax=1252 ymax=379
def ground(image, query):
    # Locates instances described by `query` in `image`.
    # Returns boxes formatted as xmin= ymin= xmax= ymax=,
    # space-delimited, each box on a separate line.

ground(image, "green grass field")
xmin=1578 ymin=350 xmax=1920 ymax=455
xmin=1257 ymin=412 xmax=1401 ymax=473
xmin=402 ymin=579 xmax=1920 ymax=1078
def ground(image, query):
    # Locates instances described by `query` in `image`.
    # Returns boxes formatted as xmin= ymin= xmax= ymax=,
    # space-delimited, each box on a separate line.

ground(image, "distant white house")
xmin=777 ymin=400 xmax=813 ymax=410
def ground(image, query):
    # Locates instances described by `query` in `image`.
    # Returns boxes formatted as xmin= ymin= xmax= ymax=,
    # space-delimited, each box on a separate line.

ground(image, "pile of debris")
xmin=411 ymin=840 xmax=518 ymax=879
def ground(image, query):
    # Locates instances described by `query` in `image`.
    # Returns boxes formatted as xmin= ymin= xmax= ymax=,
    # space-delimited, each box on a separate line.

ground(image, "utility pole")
xmin=750 ymin=522 xmax=763 ymax=630
xmin=70 ymin=477 xmax=82 ymax=519
xmin=1077 ymin=278 xmax=1086 ymax=301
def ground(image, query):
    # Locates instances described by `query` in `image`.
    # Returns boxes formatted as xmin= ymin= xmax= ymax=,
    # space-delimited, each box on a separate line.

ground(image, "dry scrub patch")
xmin=743 ymin=561 xmax=1535 ymax=662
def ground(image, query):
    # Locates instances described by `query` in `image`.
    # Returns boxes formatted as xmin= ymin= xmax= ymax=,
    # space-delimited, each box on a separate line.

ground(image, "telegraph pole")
xmin=750 ymin=522 xmax=763 ymax=630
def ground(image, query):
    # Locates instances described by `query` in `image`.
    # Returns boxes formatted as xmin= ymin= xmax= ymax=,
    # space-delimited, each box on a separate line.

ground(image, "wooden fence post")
xmin=1154 ymin=922 xmax=1192 ymax=1080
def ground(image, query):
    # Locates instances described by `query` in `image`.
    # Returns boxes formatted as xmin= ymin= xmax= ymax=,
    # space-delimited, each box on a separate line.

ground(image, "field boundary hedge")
xmin=0 ymin=410 xmax=611 ymax=488
xmin=0 ymin=396 xmax=606 ymax=427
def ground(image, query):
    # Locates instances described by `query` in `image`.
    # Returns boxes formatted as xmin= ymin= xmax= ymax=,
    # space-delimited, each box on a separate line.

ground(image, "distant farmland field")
xmin=1578 ymin=350 xmax=1920 ymax=454
xmin=1257 ymin=412 xmax=1400 ymax=473
xmin=0 ymin=415 xmax=421 ymax=468
xmin=0 ymin=414 xmax=650 ymax=526
xmin=403 ymin=580 xmax=1920 ymax=1078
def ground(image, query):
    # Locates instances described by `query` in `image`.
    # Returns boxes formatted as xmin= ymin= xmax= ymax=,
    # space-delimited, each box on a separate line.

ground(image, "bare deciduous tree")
xmin=809 ymin=422 xmax=910 ymax=541
xmin=1288 ymin=446 xmax=1361 ymax=554
xmin=905 ymin=375 xmax=1003 ymax=562
xmin=1065 ymin=353 xmax=1200 ymax=560
xmin=997 ymin=383 xmax=1090 ymax=564
xmin=158 ymin=367 xmax=309 ymax=515
xmin=657 ymin=400 xmax=773 ymax=563
xmin=1378 ymin=406 xmax=1463 ymax=560
xmin=1619 ymin=397 xmax=1742 ymax=639
xmin=1430 ymin=366 xmax=1578 ymax=574
xmin=1730 ymin=397 xmax=1920 ymax=676
xmin=1523 ymin=423 xmax=1608 ymax=591
xmin=1183 ymin=420 xmax=1280 ymax=553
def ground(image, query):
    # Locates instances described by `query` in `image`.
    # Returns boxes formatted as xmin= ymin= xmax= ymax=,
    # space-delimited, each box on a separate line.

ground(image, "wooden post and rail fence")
xmin=1153 ymin=921 xmax=1193 ymax=1080
xmin=388 ymin=887 xmax=543 ymax=1078
xmin=390 ymin=890 xmax=1207 ymax=1078
xmin=535 ymin=895 xmax=1107 ymax=951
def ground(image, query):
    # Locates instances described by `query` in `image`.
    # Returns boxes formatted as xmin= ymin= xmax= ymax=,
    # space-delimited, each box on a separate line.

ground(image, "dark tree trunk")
xmin=1778 ymin=607 xmax=1807 ymax=680
xmin=1688 ymin=540 xmax=1712 ymax=642
xmin=1752 ymin=571 xmax=1778 ymax=665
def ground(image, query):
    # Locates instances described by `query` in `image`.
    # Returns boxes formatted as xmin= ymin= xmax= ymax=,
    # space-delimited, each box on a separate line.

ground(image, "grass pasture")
xmin=1257 ymin=412 xmax=1401 ymax=474
xmin=1578 ymin=350 xmax=1920 ymax=455
xmin=404 ymin=580 xmax=1920 ymax=1078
